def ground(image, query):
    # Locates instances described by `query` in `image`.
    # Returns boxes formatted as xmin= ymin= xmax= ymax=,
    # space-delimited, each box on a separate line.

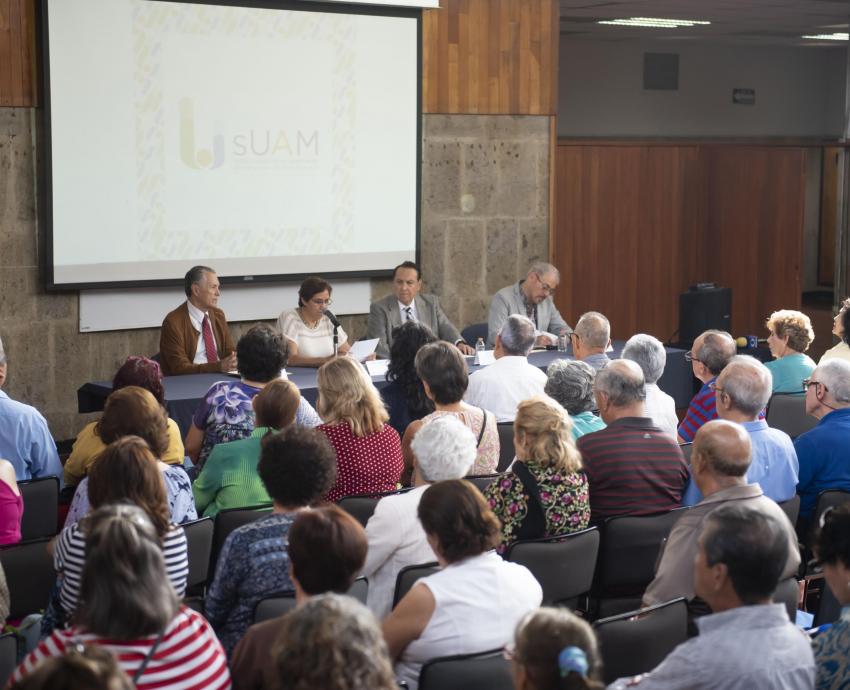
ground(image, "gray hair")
xmin=718 ymin=355 xmax=772 ymax=417
xmin=183 ymin=265 xmax=215 ymax=298
xmin=814 ymin=360 xmax=850 ymax=404
xmin=274 ymin=594 xmax=397 ymax=690
xmin=574 ymin=312 xmax=610 ymax=350
xmin=594 ymin=359 xmax=645 ymax=406
xmin=410 ymin=415 xmax=477 ymax=482
xmin=696 ymin=330 xmax=736 ymax=376
xmin=545 ymin=359 xmax=596 ymax=414
xmin=499 ymin=314 xmax=536 ymax=356
xmin=621 ymin=334 xmax=666 ymax=384
xmin=528 ymin=261 xmax=560 ymax=282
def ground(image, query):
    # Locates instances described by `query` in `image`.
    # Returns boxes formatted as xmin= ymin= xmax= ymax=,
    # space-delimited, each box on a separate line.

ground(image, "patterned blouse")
xmin=483 ymin=460 xmax=591 ymax=553
xmin=814 ymin=605 xmax=850 ymax=689
xmin=421 ymin=407 xmax=499 ymax=475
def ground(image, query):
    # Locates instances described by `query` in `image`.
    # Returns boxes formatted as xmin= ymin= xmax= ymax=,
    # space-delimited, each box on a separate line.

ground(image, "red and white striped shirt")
xmin=11 ymin=606 xmax=231 ymax=690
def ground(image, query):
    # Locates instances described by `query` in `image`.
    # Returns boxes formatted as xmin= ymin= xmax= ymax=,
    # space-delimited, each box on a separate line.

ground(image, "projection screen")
xmin=43 ymin=0 xmax=420 ymax=288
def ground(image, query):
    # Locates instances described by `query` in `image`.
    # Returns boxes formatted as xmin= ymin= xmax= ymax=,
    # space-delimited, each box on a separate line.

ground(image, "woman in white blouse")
xmin=278 ymin=276 xmax=350 ymax=367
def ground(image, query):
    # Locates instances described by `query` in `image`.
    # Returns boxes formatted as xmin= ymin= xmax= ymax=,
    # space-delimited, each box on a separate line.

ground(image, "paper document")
xmin=349 ymin=338 xmax=379 ymax=362
xmin=365 ymin=359 xmax=390 ymax=378
xmin=474 ymin=350 xmax=496 ymax=366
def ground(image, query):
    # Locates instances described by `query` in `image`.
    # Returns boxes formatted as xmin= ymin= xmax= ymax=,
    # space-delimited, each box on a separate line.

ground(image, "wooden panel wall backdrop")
xmin=553 ymin=143 xmax=807 ymax=342
xmin=423 ymin=0 xmax=559 ymax=115
xmin=0 ymin=0 xmax=37 ymax=107
xmin=819 ymin=146 xmax=840 ymax=286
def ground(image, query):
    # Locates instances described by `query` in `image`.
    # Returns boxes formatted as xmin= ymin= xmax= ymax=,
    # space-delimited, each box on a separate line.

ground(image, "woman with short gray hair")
xmin=544 ymin=359 xmax=605 ymax=440
xmin=622 ymin=334 xmax=678 ymax=439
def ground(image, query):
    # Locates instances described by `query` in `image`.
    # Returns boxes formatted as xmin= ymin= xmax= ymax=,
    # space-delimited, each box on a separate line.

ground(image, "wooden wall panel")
xmin=0 ymin=0 xmax=36 ymax=107
xmin=819 ymin=147 xmax=840 ymax=285
xmin=553 ymin=143 xmax=807 ymax=342
xmin=423 ymin=0 xmax=559 ymax=115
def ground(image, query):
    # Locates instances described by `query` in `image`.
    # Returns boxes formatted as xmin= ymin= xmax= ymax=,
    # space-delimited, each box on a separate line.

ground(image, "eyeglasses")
xmin=533 ymin=273 xmax=556 ymax=295
xmin=708 ymin=382 xmax=726 ymax=396
xmin=310 ymin=298 xmax=333 ymax=306
xmin=502 ymin=644 xmax=517 ymax=662
xmin=802 ymin=378 xmax=827 ymax=392
xmin=684 ymin=351 xmax=702 ymax=364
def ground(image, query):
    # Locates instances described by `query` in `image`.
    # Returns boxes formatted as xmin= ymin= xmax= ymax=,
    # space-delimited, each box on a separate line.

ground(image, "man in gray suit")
xmin=367 ymin=261 xmax=474 ymax=359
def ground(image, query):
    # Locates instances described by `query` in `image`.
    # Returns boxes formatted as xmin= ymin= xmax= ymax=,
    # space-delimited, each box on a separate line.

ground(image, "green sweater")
xmin=192 ymin=427 xmax=273 ymax=517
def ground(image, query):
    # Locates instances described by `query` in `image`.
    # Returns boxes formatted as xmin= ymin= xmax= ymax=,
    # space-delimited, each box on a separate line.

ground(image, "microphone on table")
xmin=735 ymin=336 xmax=767 ymax=349
xmin=325 ymin=310 xmax=341 ymax=356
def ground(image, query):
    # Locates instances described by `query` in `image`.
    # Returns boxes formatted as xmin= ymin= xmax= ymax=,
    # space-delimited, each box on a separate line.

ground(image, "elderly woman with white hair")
xmin=621 ymin=333 xmax=678 ymax=439
xmin=544 ymin=359 xmax=606 ymax=440
xmin=765 ymin=309 xmax=816 ymax=393
xmin=362 ymin=415 xmax=477 ymax=620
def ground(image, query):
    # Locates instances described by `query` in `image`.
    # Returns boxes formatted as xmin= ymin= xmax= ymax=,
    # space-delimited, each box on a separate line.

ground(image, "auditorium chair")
xmin=460 ymin=323 xmax=488 ymax=347
xmin=0 ymin=538 xmax=56 ymax=619
xmin=18 ymin=476 xmax=59 ymax=541
xmin=777 ymin=495 xmax=801 ymax=526
xmin=773 ymin=577 xmax=800 ymax=622
xmin=0 ymin=633 xmax=17 ymax=689
xmin=813 ymin=489 xmax=850 ymax=527
xmin=336 ymin=487 xmax=413 ymax=528
xmin=253 ymin=577 xmax=369 ymax=624
xmin=496 ymin=423 xmax=515 ymax=472
xmin=590 ymin=507 xmax=690 ymax=619
xmin=418 ymin=648 xmax=512 ymax=690
xmin=765 ymin=394 xmax=817 ymax=439
xmin=392 ymin=562 xmax=440 ymax=609
xmin=504 ymin=527 xmax=600 ymax=609
xmin=183 ymin=517 xmax=214 ymax=590
xmin=464 ymin=473 xmax=502 ymax=494
xmin=593 ymin=597 xmax=688 ymax=684
xmin=210 ymin=504 xmax=273 ymax=571
xmin=678 ymin=443 xmax=693 ymax=465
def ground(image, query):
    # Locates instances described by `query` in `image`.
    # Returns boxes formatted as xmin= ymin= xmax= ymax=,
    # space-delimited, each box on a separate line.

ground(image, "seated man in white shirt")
xmin=621 ymin=334 xmax=678 ymax=439
xmin=464 ymin=315 xmax=547 ymax=423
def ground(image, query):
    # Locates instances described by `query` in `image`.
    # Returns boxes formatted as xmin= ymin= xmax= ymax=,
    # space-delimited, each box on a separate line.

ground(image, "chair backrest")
xmin=465 ymin=473 xmax=502 ymax=494
xmin=815 ymin=579 xmax=842 ymax=626
xmin=496 ymin=423 xmax=515 ymax=472
xmin=253 ymin=577 xmax=370 ymax=624
xmin=594 ymin=508 xmax=689 ymax=595
xmin=419 ymin=649 xmax=512 ymax=690
xmin=505 ymin=527 xmax=600 ymax=606
xmin=773 ymin=576 xmax=799 ymax=623
xmin=814 ymin=490 xmax=850 ymax=527
xmin=0 ymin=633 xmax=17 ymax=690
xmin=347 ymin=576 xmax=369 ymax=605
xmin=19 ymin=476 xmax=59 ymax=541
xmin=183 ymin=517 xmax=214 ymax=588
xmin=337 ymin=488 xmax=413 ymax=528
xmin=766 ymin=394 xmax=817 ymax=439
xmin=211 ymin=504 xmax=272 ymax=569
xmin=778 ymin=495 xmax=801 ymax=527
xmin=0 ymin=538 xmax=56 ymax=619
xmin=393 ymin=561 xmax=440 ymax=608
xmin=460 ymin=323 xmax=488 ymax=346
xmin=593 ymin=598 xmax=688 ymax=684
xmin=679 ymin=443 xmax=693 ymax=465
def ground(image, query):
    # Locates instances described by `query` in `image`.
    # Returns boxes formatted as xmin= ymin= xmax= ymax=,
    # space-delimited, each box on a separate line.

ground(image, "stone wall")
xmin=0 ymin=109 xmax=551 ymax=440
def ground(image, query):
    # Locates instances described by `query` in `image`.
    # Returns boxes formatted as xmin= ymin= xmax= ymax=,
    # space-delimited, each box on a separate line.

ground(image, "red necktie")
xmin=202 ymin=315 xmax=218 ymax=363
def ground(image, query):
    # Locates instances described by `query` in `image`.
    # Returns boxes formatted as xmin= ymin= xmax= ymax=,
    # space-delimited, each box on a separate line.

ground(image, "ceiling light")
xmin=598 ymin=17 xmax=711 ymax=29
xmin=800 ymin=32 xmax=849 ymax=41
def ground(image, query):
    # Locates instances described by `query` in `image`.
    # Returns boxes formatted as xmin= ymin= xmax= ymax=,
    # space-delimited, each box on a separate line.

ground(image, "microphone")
xmin=324 ymin=310 xmax=341 ymax=328
xmin=735 ymin=336 xmax=767 ymax=348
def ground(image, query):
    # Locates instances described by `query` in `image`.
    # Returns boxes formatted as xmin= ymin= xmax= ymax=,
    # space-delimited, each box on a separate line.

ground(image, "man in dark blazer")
xmin=159 ymin=265 xmax=236 ymax=375
xmin=367 ymin=261 xmax=473 ymax=359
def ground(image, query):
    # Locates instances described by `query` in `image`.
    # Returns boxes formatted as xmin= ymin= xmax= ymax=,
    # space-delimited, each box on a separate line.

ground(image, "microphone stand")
xmin=333 ymin=324 xmax=339 ymax=357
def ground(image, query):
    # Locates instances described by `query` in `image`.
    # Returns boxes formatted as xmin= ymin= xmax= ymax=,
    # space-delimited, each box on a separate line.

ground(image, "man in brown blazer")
xmin=159 ymin=265 xmax=236 ymax=375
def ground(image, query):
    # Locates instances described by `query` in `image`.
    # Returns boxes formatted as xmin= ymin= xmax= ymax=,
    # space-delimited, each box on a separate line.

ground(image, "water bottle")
xmin=475 ymin=337 xmax=485 ymax=354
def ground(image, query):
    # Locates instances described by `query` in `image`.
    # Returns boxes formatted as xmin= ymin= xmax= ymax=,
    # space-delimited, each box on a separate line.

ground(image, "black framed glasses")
xmin=802 ymin=378 xmax=827 ymax=393
xmin=708 ymin=382 xmax=726 ymax=396
xmin=684 ymin=351 xmax=701 ymax=364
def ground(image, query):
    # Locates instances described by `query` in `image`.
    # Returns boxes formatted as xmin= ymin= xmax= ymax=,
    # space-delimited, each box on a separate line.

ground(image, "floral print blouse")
xmin=484 ymin=460 xmax=590 ymax=553
xmin=814 ymin=606 xmax=850 ymax=689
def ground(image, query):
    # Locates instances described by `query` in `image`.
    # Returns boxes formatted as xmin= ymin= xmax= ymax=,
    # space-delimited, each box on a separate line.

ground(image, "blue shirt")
xmin=682 ymin=419 xmax=799 ymax=506
xmin=794 ymin=407 xmax=850 ymax=518
xmin=0 ymin=390 xmax=62 ymax=484
xmin=765 ymin=353 xmax=816 ymax=394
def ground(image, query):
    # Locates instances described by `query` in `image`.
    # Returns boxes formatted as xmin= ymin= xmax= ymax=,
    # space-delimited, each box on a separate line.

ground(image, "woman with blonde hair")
xmin=484 ymin=396 xmax=590 ymax=552
xmin=764 ymin=309 xmax=816 ymax=393
xmin=317 ymin=357 xmax=403 ymax=502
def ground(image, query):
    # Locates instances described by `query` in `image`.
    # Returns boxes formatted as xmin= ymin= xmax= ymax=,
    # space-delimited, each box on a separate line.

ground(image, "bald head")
xmin=574 ymin=312 xmax=611 ymax=350
xmin=695 ymin=330 xmax=736 ymax=376
xmin=693 ymin=420 xmax=752 ymax=480
xmin=716 ymin=355 xmax=772 ymax=419
xmin=595 ymin=359 xmax=645 ymax=407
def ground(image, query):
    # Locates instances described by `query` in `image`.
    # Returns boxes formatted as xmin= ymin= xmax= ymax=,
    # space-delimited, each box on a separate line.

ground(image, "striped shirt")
xmin=55 ymin=522 xmax=188 ymax=616
xmin=577 ymin=417 xmax=689 ymax=524
xmin=677 ymin=378 xmax=717 ymax=443
xmin=12 ymin=606 xmax=231 ymax=690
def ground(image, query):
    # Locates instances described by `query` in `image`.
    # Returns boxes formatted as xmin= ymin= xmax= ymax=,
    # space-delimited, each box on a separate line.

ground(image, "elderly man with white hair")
xmin=622 ymin=334 xmax=678 ymax=439
xmin=465 ymin=315 xmax=547 ymax=422
xmin=683 ymin=355 xmax=798 ymax=506
xmin=361 ymin=415 xmax=477 ymax=619
xmin=795 ymin=358 xmax=850 ymax=522
xmin=571 ymin=311 xmax=612 ymax=371
xmin=487 ymin=261 xmax=571 ymax=347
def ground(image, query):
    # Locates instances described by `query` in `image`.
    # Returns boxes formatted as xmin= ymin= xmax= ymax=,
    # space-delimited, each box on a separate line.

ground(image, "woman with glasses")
xmin=278 ymin=276 xmax=351 ymax=367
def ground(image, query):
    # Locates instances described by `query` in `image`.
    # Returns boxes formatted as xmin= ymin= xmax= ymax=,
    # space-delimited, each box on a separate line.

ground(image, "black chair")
xmin=496 ymin=423 xmax=515 ymax=472
xmin=0 ymin=633 xmax=17 ymax=690
xmin=210 ymin=504 xmax=272 ymax=571
xmin=0 ymin=538 xmax=56 ymax=619
xmin=461 ymin=323 xmax=488 ymax=347
xmin=813 ymin=490 xmax=850 ymax=527
xmin=18 ymin=476 xmax=59 ymax=540
xmin=814 ymin=579 xmax=842 ymax=626
xmin=678 ymin=443 xmax=693 ymax=465
xmin=591 ymin=507 xmax=690 ymax=619
xmin=465 ymin=473 xmax=502 ymax=494
xmin=419 ymin=648 xmax=512 ymax=690
xmin=254 ymin=577 xmax=370 ymax=624
xmin=773 ymin=576 xmax=799 ymax=623
xmin=593 ymin=598 xmax=688 ymax=684
xmin=183 ymin=517 xmax=214 ymax=588
xmin=766 ymin=394 xmax=817 ymax=439
xmin=337 ymin=488 xmax=412 ymax=528
xmin=505 ymin=527 xmax=600 ymax=607
xmin=778 ymin=495 xmax=801 ymax=526
xmin=393 ymin=562 xmax=440 ymax=608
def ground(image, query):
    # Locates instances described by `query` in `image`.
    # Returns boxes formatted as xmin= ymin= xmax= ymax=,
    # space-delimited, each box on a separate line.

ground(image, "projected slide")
xmin=45 ymin=0 xmax=419 ymax=287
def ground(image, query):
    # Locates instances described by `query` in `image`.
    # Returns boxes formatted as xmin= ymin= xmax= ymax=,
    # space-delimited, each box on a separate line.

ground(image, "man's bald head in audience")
xmin=692 ymin=420 xmax=752 ymax=493
xmin=715 ymin=355 xmax=772 ymax=421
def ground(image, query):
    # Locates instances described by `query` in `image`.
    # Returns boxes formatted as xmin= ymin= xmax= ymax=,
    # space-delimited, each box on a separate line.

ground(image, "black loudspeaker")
xmin=678 ymin=286 xmax=731 ymax=346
